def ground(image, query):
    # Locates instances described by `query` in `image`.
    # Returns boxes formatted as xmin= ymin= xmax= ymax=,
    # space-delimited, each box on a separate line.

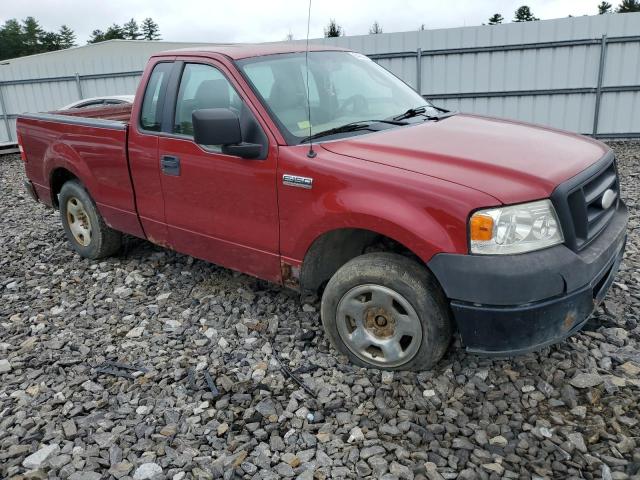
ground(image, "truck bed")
xmin=17 ymin=107 xmax=144 ymax=238
xmin=50 ymin=103 xmax=133 ymax=123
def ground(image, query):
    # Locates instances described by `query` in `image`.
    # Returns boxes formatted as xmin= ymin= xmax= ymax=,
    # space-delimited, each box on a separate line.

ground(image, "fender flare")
xmin=295 ymin=192 xmax=463 ymax=292
xmin=43 ymin=140 xmax=100 ymax=205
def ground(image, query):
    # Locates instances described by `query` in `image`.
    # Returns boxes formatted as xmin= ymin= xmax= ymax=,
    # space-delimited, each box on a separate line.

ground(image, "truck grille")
xmin=551 ymin=152 xmax=619 ymax=251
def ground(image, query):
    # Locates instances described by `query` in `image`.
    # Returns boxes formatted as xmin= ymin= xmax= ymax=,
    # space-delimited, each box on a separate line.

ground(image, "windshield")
xmin=238 ymin=51 xmax=438 ymax=144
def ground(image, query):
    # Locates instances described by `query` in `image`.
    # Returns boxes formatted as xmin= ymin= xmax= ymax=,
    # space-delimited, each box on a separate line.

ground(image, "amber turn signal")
xmin=470 ymin=213 xmax=494 ymax=241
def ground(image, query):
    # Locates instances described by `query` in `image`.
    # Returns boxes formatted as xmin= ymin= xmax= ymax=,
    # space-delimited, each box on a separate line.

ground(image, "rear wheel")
xmin=59 ymin=180 xmax=122 ymax=259
xmin=321 ymin=252 xmax=452 ymax=370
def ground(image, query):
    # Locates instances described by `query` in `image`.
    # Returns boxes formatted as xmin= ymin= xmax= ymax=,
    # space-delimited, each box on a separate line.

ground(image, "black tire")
xmin=59 ymin=179 xmax=122 ymax=259
xmin=321 ymin=252 xmax=452 ymax=371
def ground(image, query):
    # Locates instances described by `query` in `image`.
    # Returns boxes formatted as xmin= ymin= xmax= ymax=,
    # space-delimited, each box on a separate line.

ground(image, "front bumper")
xmin=428 ymin=202 xmax=628 ymax=355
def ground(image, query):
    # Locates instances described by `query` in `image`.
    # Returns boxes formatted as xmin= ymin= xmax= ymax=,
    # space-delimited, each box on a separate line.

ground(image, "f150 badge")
xmin=283 ymin=174 xmax=313 ymax=189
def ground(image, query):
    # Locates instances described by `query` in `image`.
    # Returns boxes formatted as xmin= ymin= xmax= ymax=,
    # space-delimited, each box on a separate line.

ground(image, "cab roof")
xmin=155 ymin=42 xmax=350 ymax=60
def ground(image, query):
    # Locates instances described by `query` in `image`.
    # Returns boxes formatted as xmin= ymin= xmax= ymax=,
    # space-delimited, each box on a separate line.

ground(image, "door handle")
xmin=161 ymin=155 xmax=180 ymax=176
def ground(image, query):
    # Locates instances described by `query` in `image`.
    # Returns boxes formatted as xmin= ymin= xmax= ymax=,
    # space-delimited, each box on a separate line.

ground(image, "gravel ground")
xmin=1 ymin=142 xmax=639 ymax=480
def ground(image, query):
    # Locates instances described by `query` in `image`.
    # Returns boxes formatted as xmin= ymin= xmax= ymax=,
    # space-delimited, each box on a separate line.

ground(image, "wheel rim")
xmin=66 ymin=197 xmax=92 ymax=246
xmin=336 ymin=284 xmax=422 ymax=368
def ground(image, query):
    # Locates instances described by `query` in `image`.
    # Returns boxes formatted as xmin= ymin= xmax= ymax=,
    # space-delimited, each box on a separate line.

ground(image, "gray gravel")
xmin=1 ymin=141 xmax=639 ymax=480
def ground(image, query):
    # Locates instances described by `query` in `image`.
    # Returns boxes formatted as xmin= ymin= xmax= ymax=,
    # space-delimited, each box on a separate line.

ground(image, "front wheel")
xmin=59 ymin=180 xmax=122 ymax=259
xmin=321 ymin=253 xmax=452 ymax=371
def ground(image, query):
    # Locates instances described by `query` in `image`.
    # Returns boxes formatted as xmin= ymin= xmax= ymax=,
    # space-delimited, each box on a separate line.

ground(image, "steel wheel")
xmin=66 ymin=197 xmax=92 ymax=246
xmin=336 ymin=284 xmax=422 ymax=368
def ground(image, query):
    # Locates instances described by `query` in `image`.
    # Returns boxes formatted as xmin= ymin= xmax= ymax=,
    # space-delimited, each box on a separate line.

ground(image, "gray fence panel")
xmin=315 ymin=12 xmax=640 ymax=138
xmin=1 ymin=14 xmax=640 ymax=143
xmin=79 ymin=75 xmax=142 ymax=99
xmin=0 ymin=40 xmax=212 ymax=142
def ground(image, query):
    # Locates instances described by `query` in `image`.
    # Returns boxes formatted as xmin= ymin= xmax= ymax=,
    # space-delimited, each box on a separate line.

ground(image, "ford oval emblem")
xmin=601 ymin=188 xmax=617 ymax=210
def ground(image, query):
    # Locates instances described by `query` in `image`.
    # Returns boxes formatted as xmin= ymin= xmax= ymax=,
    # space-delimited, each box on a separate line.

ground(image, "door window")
xmin=173 ymin=63 xmax=242 ymax=137
xmin=140 ymin=62 xmax=173 ymax=131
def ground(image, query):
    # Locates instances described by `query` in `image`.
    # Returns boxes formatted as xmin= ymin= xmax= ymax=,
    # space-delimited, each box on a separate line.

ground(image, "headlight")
xmin=469 ymin=199 xmax=563 ymax=254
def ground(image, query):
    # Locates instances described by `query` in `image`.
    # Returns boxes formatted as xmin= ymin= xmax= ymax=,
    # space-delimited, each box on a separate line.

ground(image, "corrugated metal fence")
xmin=1 ymin=13 xmax=640 ymax=143
xmin=312 ymin=12 xmax=640 ymax=139
xmin=0 ymin=41 xmax=212 ymax=143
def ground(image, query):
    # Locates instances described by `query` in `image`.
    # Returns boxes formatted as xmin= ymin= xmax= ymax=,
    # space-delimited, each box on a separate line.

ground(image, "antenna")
xmin=305 ymin=0 xmax=316 ymax=158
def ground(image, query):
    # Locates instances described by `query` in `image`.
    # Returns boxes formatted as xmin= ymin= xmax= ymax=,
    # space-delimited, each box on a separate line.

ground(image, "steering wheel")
xmin=337 ymin=94 xmax=369 ymax=116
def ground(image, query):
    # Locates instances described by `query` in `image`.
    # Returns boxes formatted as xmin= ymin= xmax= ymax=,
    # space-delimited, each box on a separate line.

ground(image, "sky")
xmin=1 ymin=0 xmax=604 ymax=44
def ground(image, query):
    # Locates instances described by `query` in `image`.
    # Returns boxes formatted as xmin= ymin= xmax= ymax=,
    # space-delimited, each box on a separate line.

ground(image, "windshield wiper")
xmin=424 ymin=110 xmax=458 ymax=121
xmin=300 ymin=119 xmax=407 ymax=143
xmin=393 ymin=106 xmax=428 ymax=121
xmin=392 ymin=105 xmax=456 ymax=122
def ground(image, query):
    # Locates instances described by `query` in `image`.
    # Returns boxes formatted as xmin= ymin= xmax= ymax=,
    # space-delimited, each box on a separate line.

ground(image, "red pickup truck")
xmin=17 ymin=44 xmax=628 ymax=370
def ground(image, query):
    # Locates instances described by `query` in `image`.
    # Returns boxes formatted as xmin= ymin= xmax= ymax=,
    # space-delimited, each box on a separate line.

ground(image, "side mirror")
xmin=192 ymin=108 xmax=262 ymax=159
xmin=193 ymin=108 xmax=242 ymax=146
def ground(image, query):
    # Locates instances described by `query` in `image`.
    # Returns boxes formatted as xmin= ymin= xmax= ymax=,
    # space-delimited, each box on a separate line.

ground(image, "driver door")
xmin=157 ymin=60 xmax=280 ymax=282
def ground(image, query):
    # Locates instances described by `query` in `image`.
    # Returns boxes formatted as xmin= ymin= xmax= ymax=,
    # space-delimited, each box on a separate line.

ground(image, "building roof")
xmin=156 ymin=42 xmax=350 ymax=60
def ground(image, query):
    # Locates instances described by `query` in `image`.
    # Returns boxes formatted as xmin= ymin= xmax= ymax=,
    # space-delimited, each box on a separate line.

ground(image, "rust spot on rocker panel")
xmin=563 ymin=310 xmax=577 ymax=332
xmin=147 ymin=235 xmax=173 ymax=250
xmin=281 ymin=261 xmax=301 ymax=291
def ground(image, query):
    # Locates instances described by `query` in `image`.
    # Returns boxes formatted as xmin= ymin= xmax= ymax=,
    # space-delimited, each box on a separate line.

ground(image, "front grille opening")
xmin=593 ymin=263 xmax=614 ymax=299
xmin=565 ymin=159 xmax=619 ymax=250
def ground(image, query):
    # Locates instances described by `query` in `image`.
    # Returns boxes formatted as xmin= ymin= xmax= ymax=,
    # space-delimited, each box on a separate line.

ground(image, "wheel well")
xmin=299 ymin=228 xmax=422 ymax=295
xmin=50 ymin=168 xmax=77 ymax=208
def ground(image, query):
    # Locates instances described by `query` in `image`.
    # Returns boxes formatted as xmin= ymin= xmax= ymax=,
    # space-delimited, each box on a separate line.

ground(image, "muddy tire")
xmin=321 ymin=252 xmax=452 ymax=371
xmin=59 ymin=180 xmax=122 ymax=259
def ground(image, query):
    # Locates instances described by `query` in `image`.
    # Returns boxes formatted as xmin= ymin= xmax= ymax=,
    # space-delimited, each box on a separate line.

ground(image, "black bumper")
xmin=428 ymin=203 xmax=628 ymax=355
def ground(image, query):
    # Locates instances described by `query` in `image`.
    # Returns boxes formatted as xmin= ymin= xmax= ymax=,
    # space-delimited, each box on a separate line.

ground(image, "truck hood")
xmin=320 ymin=113 xmax=610 ymax=204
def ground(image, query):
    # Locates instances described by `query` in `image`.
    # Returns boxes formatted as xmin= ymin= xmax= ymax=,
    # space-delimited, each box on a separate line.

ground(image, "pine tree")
xmin=104 ymin=24 xmax=126 ymax=40
xmin=88 ymin=29 xmax=106 ymax=44
xmin=513 ymin=6 xmax=539 ymax=22
xmin=488 ymin=13 xmax=504 ymax=24
xmin=39 ymin=31 xmax=61 ymax=52
xmin=0 ymin=19 xmax=25 ymax=60
xmin=369 ymin=21 xmax=383 ymax=34
xmin=123 ymin=18 xmax=140 ymax=40
xmin=58 ymin=25 xmax=76 ymax=48
xmin=21 ymin=17 xmax=44 ymax=54
xmin=324 ymin=19 xmax=343 ymax=38
xmin=598 ymin=1 xmax=612 ymax=13
xmin=617 ymin=0 xmax=640 ymax=12
xmin=141 ymin=18 xmax=161 ymax=40
xmin=0 ymin=17 xmax=74 ymax=58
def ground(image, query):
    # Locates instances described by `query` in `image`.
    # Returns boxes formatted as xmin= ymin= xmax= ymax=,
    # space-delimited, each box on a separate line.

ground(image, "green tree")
xmin=488 ymin=13 xmax=504 ymax=24
xmin=39 ymin=31 xmax=61 ymax=52
xmin=0 ymin=17 xmax=76 ymax=59
xmin=0 ymin=19 xmax=24 ymax=60
xmin=104 ymin=24 xmax=125 ymax=40
xmin=324 ymin=19 xmax=343 ymax=37
xmin=123 ymin=18 xmax=140 ymax=40
xmin=141 ymin=18 xmax=161 ymax=40
xmin=617 ymin=0 xmax=640 ymax=11
xmin=21 ymin=17 xmax=44 ymax=54
xmin=513 ymin=6 xmax=539 ymax=22
xmin=369 ymin=21 xmax=383 ymax=34
xmin=598 ymin=1 xmax=613 ymax=13
xmin=88 ymin=29 xmax=106 ymax=43
xmin=58 ymin=25 xmax=76 ymax=48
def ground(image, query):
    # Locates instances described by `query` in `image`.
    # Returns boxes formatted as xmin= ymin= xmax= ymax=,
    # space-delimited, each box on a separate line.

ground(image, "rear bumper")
xmin=428 ymin=202 xmax=628 ymax=355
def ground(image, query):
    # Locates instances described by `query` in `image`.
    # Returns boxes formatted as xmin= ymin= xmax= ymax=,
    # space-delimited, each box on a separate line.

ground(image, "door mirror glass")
xmin=192 ymin=108 xmax=242 ymax=146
